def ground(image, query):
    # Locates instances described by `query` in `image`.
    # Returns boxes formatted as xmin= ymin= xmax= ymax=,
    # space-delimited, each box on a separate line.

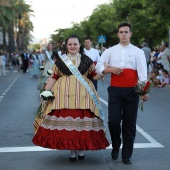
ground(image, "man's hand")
xmin=111 ymin=67 xmax=123 ymax=75
xmin=140 ymin=94 xmax=148 ymax=102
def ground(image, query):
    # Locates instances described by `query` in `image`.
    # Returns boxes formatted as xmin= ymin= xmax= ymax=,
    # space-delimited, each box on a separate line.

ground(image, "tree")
xmin=80 ymin=3 xmax=118 ymax=46
xmin=113 ymin=0 xmax=170 ymax=48
xmin=0 ymin=0 xmax=34 ymax=56
xmin=51 ymin=3 xmax=119 ymax=47
xmin=33 ymin=44 xmax=40 ymax=51
xmin=50 ymin=0 xmax=170 ymax=49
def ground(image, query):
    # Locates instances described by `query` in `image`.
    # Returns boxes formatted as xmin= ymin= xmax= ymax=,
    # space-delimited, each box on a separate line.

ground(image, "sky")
xmin=25 ymin=0 xmax=110 ymax=43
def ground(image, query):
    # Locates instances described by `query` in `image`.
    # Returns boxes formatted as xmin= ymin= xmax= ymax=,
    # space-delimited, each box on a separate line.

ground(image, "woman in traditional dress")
xmin=29 ymin=50 xmax=40 ymax=78
xmin=32 ymin=35 xmax=109 ymax=161
xmin=38 ymin=43 xmax=55 ymax=91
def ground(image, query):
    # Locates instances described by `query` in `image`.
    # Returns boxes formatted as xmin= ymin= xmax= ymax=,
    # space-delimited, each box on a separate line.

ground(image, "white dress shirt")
xmin=95 ymin=43 xmax=147 ymax=81
xmin=84 ymin=48 xmax=100 ymax=62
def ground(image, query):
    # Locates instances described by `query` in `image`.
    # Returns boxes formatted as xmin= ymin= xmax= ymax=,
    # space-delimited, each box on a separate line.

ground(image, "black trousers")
xmin=22 ymin=60 xmax=28 ymax=73
xmin=108 ymin=86 xmax=139 ymax=159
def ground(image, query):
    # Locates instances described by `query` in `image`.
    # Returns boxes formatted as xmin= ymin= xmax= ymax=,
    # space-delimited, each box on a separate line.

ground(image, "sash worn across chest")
xmin=45 ymin=51 xmax=54 ymax=64
xmin=59 ymin=54 xmax=105 ymax=127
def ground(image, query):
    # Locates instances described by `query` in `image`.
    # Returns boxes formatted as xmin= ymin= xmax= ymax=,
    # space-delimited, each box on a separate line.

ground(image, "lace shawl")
xmin=55 ymin=53 xmax=93 ymax=75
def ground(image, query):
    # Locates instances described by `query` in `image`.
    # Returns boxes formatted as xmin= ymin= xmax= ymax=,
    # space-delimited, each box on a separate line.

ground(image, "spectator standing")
xmin=160 ymin=42 xmax=170 ymax=73
xmin=141 ymin=43 xmax=151 ymax=71
xmin=0 ymin=52 xmax=6 ymax=77
xmin=152 ymin=47 xmax=160 ymax=71
xmin=84 ymin=37 xmax=100 ymax=90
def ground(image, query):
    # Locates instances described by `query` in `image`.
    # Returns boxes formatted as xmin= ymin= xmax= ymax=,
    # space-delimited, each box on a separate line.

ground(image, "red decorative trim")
xmin=52 ymin=73 xmax=59 ymax=80
xmin=93 ymin=61 xmax=97 ymax=65
xmin=89 ymin=70 xmax=97 ymax=78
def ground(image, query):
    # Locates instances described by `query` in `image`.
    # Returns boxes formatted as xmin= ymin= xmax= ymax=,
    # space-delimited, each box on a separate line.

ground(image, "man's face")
xmin=84 ymin=39 xmax=92 ymax=50
xmin=48 ymin=44 xmax=53 ymax=51
xmin=117 ymin=26 xmax=132 ymax=45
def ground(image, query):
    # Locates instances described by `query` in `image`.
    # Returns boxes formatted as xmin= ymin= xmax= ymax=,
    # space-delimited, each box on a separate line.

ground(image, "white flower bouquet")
xmin=40 ymin=90 xmax=55 ymax=100
xmin=39 ymin=66 xmax=44 ymax=71
xmin=47 ymin=70 xmax=52 ymax=75
xmin=35 ymin=90 xmax=55 ymax=118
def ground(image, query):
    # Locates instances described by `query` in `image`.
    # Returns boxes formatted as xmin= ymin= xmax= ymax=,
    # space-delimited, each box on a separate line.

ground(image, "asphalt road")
xmin=0 ymin=68 xmax=170 ymax=170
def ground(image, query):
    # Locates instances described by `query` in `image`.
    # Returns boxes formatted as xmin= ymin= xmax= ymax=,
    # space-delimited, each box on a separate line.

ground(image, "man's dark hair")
xmin=48 ymin=43 xmax=53 ymax=46
xmin=117 ymin=22 xmax=132 ymax=32
xmin=84 ymin=37 xmax=92 ymax=41
xmin=164 ymin=42 xmax=169 ymax=47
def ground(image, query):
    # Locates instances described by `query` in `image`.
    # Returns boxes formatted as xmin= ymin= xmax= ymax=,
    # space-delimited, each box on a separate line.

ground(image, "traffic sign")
xmin=98 ymin=35 xmax=106 ymax=44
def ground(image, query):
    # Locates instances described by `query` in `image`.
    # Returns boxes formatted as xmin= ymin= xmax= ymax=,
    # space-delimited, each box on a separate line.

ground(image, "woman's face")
xmin=163 ymin=72 xmax=167 ymax=76
xmin=67 ymin=38 xmax=80 ymax=55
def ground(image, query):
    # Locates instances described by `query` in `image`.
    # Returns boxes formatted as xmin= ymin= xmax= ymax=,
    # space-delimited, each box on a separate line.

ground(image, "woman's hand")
xmin=102 ymin=67 xmax=123 ymax=75
xmin=93 ymin=74 xmax=104 ymax=80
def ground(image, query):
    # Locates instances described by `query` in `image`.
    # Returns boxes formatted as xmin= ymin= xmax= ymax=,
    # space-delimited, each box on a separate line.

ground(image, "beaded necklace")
xmin=67 ymin=53 xmax=81 ymax=68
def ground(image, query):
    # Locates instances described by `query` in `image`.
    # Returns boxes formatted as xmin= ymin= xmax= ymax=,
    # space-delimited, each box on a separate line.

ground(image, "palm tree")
xmin=0 ymin=0 xmax=34 ymax=57
xmin=13 ymin=0 xmax=34 ymax=50
xmin=0 ymin=1 xmax=11 ymax=51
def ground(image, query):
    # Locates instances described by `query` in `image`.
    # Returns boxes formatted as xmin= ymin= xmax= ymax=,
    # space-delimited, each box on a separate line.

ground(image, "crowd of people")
xmin=0 ymin=49 xmax=45 ymax=75
xmin=139 ymin=42 xmax=170 ymax=88
xmin=0 ymin=22 xmax=170 ymax=165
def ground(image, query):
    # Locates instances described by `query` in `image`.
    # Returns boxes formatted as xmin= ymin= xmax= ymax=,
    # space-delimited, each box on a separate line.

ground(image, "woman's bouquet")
xmin=135 ymin=80 xmax=152 ymax=111
xmin=47 ymin=70 xmax=53 ymax=77
xmin=39 ymin=66 xmax=44 ymax=71
xmin=35 ymin=90 xmax=55 ymax=118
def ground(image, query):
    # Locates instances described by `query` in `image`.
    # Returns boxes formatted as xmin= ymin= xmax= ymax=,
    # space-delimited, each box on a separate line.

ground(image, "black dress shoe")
xmin=70 ymin=156 xmax=76 ymax=161
xmin=78 ymin=155 xmax=85 ymax=160
xmin=111 ymin=150 xmax=119 ymax=160
xmin=122 ymin=159 xmax=132 ymax=164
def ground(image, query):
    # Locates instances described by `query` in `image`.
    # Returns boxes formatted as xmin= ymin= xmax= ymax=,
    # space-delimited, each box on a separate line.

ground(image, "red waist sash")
xmin=110 ymin=69 xmax=138 ymax=87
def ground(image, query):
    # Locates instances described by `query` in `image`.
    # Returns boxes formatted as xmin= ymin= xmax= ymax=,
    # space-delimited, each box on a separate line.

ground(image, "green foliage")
xmin=33 ymin=44 xmax=40 ymax=50
xmin=0 ymin=0 xmax=34 ymax=51
xmin=50 ymin=0 xmax=170 ymax=49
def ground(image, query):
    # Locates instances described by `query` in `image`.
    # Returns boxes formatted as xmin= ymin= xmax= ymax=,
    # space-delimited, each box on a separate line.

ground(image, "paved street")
xmin=0 ymin=69 xmax=170 ymax=170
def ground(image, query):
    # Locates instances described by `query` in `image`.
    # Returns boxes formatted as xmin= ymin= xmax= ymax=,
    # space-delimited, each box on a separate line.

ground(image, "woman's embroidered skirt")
xmin=32 ymin=109 xmax=109 ymax=150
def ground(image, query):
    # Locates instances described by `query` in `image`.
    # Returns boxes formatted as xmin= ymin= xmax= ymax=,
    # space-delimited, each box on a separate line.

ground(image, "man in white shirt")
xmin=96 ymin=22 xmax=148 ymax=164
xmin=84 ymin=37 xmax=100 ymax=90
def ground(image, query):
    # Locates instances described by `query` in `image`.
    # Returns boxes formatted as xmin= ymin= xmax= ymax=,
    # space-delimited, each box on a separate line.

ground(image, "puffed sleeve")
xmin=88 ymin=63 xmax=97 ymax=78
xmin=51 ymin=65 xmax=59 ymax=80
